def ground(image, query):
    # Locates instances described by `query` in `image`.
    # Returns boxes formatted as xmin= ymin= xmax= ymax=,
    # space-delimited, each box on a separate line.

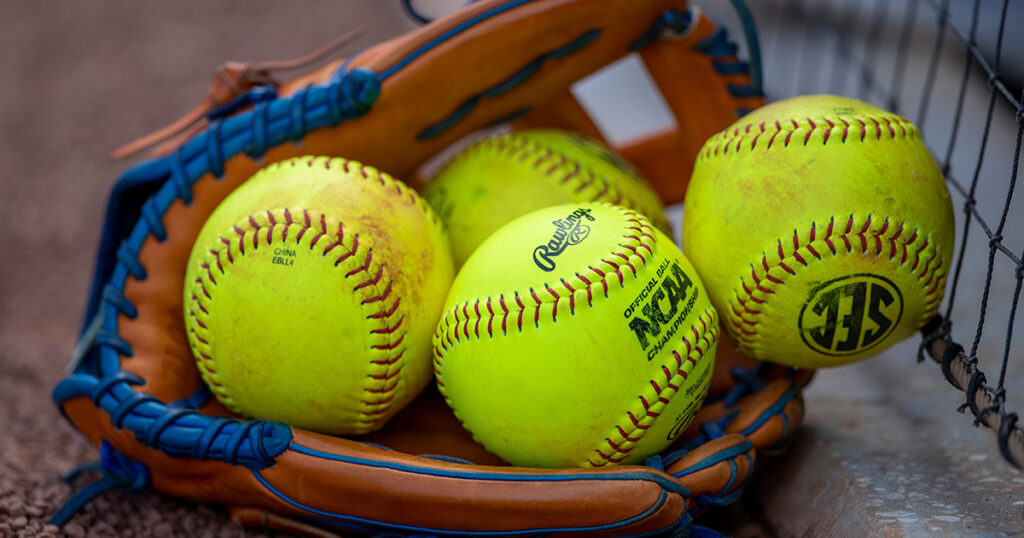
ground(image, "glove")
xmin=53 ymin=0 xmax=810 ymax=535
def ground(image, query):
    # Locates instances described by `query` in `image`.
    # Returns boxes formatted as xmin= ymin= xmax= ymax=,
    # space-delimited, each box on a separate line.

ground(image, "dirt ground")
xmin=0 ymin=2 xmax=411 ymax=536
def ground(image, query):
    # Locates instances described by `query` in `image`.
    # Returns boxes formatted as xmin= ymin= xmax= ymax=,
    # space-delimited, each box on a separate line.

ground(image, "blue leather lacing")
xmin=676 ymin=421 xmax=753 ymax=514
xmin=630 ymin=6 xmax=764 ymax=116
xmin=101 ymin=285 xmax=136 ymax=319
xmin=208 ymin=85 xmax=278 ymax=121
xmin=94 ymin=330 xmax=133 ymax=358
xmin=246 ymin=100 xmax=270 ymax=159
xmin=170 ymin=385 xmax=212 ymax=409
xmin=48 ymin=441 xmax=150 ymax=527
xmin=55 ymin=369 xmax=290 ymax=466
xmin=724 ymin=362 xmax=772 ymax=407
xmin=662 ymin=512 xmax=696 ymax=538
xmin=695 ymin=27 xmax=763 ymax=101
xmin=191 ymin=416 xmax=233 ymax=460
xmin=331 ymin=67 xmax=380 ymax=124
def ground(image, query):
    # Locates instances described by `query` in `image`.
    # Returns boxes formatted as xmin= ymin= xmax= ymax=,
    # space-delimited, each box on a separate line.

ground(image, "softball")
xmin=683 ymin=95 xmax=954 ymax=368
xmin=423 ymin=129 xmax=671 ymax=268
xmin=433 ymin=203 xmax=717 ymax=468
xmin=183 ymin=156 xmax=454 ymax=435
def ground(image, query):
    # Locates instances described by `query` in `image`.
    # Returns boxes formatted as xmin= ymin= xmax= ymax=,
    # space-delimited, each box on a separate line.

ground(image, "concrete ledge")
xmin=703 ymin=340 xmax=1024 ymax=536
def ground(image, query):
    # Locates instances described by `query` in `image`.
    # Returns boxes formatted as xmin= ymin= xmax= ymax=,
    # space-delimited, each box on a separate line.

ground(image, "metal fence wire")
xmin=734 ymin=0 xmax=1024 ymax=468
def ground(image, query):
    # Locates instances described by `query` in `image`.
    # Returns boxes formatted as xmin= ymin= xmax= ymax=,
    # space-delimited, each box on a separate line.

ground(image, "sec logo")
xmin=798 ymin=274 xmax=903 ymax=356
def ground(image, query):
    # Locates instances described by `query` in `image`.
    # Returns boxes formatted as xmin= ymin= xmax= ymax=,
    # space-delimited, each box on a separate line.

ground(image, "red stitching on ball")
xmin=588 ymin=266 xmax=610 ymax=298
xmin=323 ymin=223 xmax=345 ymax=255
xmin=767 ymin=121 xmax=782 ymax=149
xmin=615 ymin=252 xmax=638 ymax=275
xmin=363 ymin=279 xmax=394 ymax=306
xmin=575 ymin=171 xmax=598 ymax=194
xmin=197 ymin=278 xmax=211 ymax=300
xmin=618 ymin=243 xmax=646 ymax=266
xmin=473 ymin=301 xmax=482 ymax=339
xmin=705 ymin=112 xmax=916 ymax=156
xmin=912 ymin=237 xmax=927 ymax=272
xmin=368 ymin=297 xmax=401 ymax=319
xmin=528 ymin=288 xmax=543 ymax=326
xmin=355 ymin=264 xmax=384 ymax=291
xmin=499 ymin=296 xmax=510 ymax=335
xmin=869 ymin=116 xmax=883 ymax=140
xmin=201 ymin=263 xmax=216 ymax=286
xmin=486 ymin=300 xmax=495 ymax=338
xmin=609 ymin=185 xmax=624 ymax=206
xmin=880 ymin=116 xmax=896 ymax=138
xmin=750 ymin=128 xmax=763 ymax=149
xmin=730 ymin=214 xmax=946 ymax=353
xmin=367 ymin=369 xmax=401 ymax=382
xmin=515 ymin=293 xmax=526 ymax=332
xmin=345 ymin=245 xmax=372 ymax=277
xmin=593 ymin=178 xmax=610 ymax=200
xmin=371 ymin=316 xmax=405 ymax=335
xmin=576 ymin=273 xmax=595 ymax=306
xmin=193 ymin=204 xmax=412 ymax=424
xmin=822 ymin=119 xmax=835 ymax=144
xmin=804 ymin=118 xmax=816 ymax=145
xmin=362 ymin=394 xmax=396 ymax=407
xmin=588 ymin=308 xmax=718 ymax=467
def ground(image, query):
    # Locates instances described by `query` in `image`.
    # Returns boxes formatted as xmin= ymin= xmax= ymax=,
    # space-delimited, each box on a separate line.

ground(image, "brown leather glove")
xmin=53 ymin=1 xmax=809 ymax=535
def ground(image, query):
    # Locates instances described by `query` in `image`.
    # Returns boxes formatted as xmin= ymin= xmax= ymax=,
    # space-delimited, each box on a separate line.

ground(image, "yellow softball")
xmin=433 ymin=203 xmax=717 ymax=468
xmin=423 ymin=129 xmax=671 ymax=268
xmin=683 ymin=95 xmax=954 ymax=368
xmin=183 ymin=156 xmax=454 ymax=435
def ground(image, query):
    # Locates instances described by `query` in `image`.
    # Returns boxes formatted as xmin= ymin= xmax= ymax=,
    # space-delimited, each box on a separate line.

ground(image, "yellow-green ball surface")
xmin=433 ymin=203 xmax=717 ymax=468
xmin=424 ymin=129 xmax=670 ymax=268
xmin=184 ymin=156 xmax=454 ymax=435
xmin=683 ymin=95 xmax=954 ymax=368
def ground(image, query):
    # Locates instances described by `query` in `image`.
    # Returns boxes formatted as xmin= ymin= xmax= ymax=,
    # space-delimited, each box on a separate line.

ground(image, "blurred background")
xmin=1 ymin=0 xmax=1021 ymax=536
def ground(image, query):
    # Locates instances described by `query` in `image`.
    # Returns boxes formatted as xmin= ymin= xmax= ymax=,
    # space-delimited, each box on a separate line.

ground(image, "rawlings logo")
xmin=532 ymin=208 xmax=596 ymax=272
